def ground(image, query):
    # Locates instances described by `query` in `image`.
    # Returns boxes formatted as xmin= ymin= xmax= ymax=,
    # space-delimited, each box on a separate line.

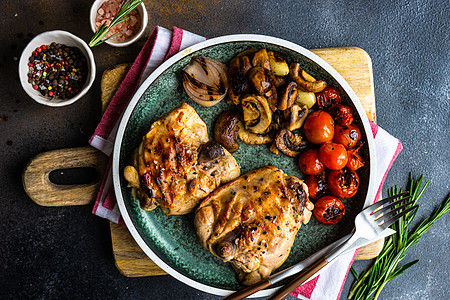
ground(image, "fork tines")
xmin=371 ymin=194 xmax=412 ymax=218
xmin=369 ymin=191 xmax=410 ymax=213
xmin=377 ymin=204 xmax=418 ymax=229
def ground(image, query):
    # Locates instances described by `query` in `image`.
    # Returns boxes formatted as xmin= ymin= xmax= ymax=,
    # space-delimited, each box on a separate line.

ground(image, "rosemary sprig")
xmin=348 ymin=174 xmax=450 ymax=300
xmin=89 ymin=0 xmax=143 ymax=47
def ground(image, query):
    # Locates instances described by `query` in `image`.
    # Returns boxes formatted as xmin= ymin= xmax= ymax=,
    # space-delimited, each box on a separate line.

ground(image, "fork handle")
xmin=267 ymin=258 xmax=328 ymax=300
xmin=222 ymin=278 xmax=271 ymax=300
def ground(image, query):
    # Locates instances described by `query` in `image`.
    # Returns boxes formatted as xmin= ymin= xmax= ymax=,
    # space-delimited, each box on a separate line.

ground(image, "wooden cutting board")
xmin=23 ymin=47 xmax=382 ymax=278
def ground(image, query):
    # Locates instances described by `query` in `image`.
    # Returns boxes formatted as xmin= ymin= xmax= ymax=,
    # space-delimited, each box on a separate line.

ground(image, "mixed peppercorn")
xmin=27 ymin=42 xmax=88 ymax=99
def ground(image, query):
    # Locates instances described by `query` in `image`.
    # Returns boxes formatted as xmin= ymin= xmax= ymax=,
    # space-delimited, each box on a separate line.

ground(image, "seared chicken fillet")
xmin=194 ymin=165 xmax=314 ymax=285
xmin=124 ymin=103 xmax=240 ymax=215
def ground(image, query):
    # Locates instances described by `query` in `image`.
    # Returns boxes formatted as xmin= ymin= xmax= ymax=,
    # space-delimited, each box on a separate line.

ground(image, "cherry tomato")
xmin=303 ymin=110 xmax=335 ymax=144
xmin=316 ymin=86 xmax=341 ymax=110
xmin=319 ymin=142 xmax=348 ymax=170
xmin=333 ymin=124 xmax=362 ymax=149
xmin=298 ymin=149 xmax=325 ymax=175
xmin=305 ymin=173 xmax=327 ymax=199
xmin=329 ymin=104 xmax=354 ymax=126
xmin=328 ymin=168 xmax=359 ymax=198
xmin=347 ymin=146 xmax=365 ymax=171
xmin=313 ymin=196 xmax=345 ymax=225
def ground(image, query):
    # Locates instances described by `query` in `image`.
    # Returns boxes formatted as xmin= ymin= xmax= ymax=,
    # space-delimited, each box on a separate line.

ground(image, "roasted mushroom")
xmin=228 ymin=55 xmax=252 ymax=104
xmin=284 ymin=104 xmax=309 ymax=131
xmin=247 ymin=66 xmax=274 ymax=95
xmin=238 ymin=125 xmax=274 ymax=145
xmin=289 ymin=61 xmax=327 ymax=93
xmin=278 ymin=81 xmax=298 ymax=111
xmin=301 ymin=69 xmax=317 ymax=83
xmin=273 ymin=75 xmax=287 ymax=89
xmin=265 ymin=85 xmax=278 ymax=112
xmin=241 ymin=95 xmax=272 ymax=134
xmin=252 ymin=48 xmax=271 ymax=70
xmin=214 ymin=110 xmax=241 ymax=153
xmin=275 ymin=129 xmax=308 ymax=157
xmin=198 ymin=140 xmax=226 ymax=164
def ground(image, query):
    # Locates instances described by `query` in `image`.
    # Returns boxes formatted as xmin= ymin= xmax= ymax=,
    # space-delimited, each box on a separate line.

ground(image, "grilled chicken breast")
xmin=194 ymin=165 xmax=314 ymax=285
xmin=124 ymin=103 xmax=240 ymax=215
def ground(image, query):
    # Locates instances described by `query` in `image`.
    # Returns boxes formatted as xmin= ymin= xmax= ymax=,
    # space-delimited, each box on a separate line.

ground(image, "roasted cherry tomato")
xmin=329 ymin=104 xmax=354 ymax=126
xmin=298 ymin=149 xmax=325 ymax=175
xmin=319 ymin=142 xmax=348 ymax=170
xmin=347 ymin=146 xmax=365 ymax=171
xmin=313 ymin=195 xmax=345 ymax=225
xmin=303 ymin=110 xmax=335 ymax=144
xmin=316 ymin=86 xmax=341 ymax=110
xmin=333 ymin=124 xmax=362 ymax=149
xmin=305 ymin=173 xmax=327 ymax=199
xmin=328 ymin=168 xmax=359 ymax=198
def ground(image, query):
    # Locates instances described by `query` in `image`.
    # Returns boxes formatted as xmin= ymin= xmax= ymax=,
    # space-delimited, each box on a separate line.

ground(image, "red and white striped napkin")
xmin=89 ymin=26 xmax=402 ymax=300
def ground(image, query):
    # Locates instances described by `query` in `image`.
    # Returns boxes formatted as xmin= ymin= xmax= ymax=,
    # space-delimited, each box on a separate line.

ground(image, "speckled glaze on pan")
xmin=112 ymin=35 xmax=376 ymax=297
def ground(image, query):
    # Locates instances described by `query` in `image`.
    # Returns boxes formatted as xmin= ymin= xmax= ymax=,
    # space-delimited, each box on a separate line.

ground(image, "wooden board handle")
xmin=22 ymin=146 xmax=109 ymax=206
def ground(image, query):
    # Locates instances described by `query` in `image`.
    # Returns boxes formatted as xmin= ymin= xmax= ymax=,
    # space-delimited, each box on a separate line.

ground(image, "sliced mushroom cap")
xmin=269 ymin=141 xmax=280 ymax=155
xmin=273 ymin=75 xmax=287 ymax=89
xmin=265 ymin=85 xmax=278 ymax=112
xmin=241 ymin=95 xmax=273 ymax=134
xmin=278 ymin=81 xmax=298 ymax=111
xmin=301 ymin=69 xmax=317 ymax=83
xmin=289 ymin=61 xmax=327 ymax=93
xmin=284 ymin=104 xmax=309 ymax=131
xmin=252 ymin=48 xmax=271 ymax=70
xmin=214 ymin=110 xmax=241 ymax=153
xmin=247 ymin=66 xmax=274 ymax=95
xmin=275 ymin=129 xmax=308 ymax=157
xmin=228 ymin=55 xmax=252 ymax=105
xmin=238 ymin=121 xmax=274 ymax=145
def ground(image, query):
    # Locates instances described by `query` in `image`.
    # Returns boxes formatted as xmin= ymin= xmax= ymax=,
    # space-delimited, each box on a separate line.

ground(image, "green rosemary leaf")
xmin=388 ymin=259 xmax=419 ymax=280
xmin=350 ymin=267 xmax=359 ymax=279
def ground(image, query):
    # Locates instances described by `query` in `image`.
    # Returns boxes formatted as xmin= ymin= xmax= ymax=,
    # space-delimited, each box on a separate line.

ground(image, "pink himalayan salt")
xmin=95 ymin=0 xmax=141 ymax=42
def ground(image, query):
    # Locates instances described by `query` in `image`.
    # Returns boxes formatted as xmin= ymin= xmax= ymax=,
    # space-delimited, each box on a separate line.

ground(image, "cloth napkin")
xmin=89 ymin=26 xmax=403 ymax=300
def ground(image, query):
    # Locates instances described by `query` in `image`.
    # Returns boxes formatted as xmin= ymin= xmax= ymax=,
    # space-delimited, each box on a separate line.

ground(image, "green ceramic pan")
xmin=112 ymin=34 xmax=376 ymax=297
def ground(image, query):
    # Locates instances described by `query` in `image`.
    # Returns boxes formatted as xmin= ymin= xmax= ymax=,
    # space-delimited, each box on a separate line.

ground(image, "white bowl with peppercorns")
xmin=18 ymin=30 xmax=96 ymax=107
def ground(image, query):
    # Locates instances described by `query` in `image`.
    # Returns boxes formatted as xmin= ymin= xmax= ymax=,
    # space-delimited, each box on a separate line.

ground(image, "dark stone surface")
xmin=0 ymin=0 xmax=448 ymax=299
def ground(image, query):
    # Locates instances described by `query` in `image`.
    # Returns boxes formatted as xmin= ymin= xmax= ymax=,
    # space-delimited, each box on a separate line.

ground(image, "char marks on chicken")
xmin=123 ymin=103 xmax=240 ymax=215
xmin=194 ymin=165 xmax=314 ymax=285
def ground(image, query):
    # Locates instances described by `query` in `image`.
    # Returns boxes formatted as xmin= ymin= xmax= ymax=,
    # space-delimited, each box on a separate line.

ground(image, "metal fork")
xmin=265 ymin=191 xmax=417 ymax=300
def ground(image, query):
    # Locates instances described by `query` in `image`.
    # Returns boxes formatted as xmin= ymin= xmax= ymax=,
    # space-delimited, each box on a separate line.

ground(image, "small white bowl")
xmin=89 ymin=0 xmax=148 ymax=47
xmin=18 ymin=30 xmax=96 ymax=107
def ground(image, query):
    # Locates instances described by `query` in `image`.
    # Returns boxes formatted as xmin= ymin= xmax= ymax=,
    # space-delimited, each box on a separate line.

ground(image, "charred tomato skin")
xmin=305 ymin=173 xmax=327 ymax=199
xmin=329 ymin=104 xmax=354 ymax=126
xmin=328 ymin=168 xmax=360 ymax=199
xmin=313 ymin=195 xmax=345 ymax=225
xmin=298 ymin=149 xmax=325 ymax=175
xmin=319 ymin=142 xmax=348 ymax=170
xmin=333 ymin=124 xmax=362 ymax=149
xmin=347 ymin=147 xmax=365 ymax=171
xmin=315 ymin=86 xmax=341 ymax=110
xmin=303 ymin=110 xmax=335 ymax=144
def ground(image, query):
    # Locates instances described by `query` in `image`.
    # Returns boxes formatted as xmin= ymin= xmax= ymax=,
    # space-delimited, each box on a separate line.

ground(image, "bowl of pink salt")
xmin=90 ymin=0 xmax=148 ymax=47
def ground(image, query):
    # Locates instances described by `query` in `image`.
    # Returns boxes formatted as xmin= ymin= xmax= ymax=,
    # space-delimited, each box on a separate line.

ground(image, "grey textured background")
xmin=0 ymin=0 xmax=448 ymax=299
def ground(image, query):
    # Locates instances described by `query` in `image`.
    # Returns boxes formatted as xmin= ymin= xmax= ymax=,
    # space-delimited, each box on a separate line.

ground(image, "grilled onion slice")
xmin=182 ymin=56 xmax=229 ymax=107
